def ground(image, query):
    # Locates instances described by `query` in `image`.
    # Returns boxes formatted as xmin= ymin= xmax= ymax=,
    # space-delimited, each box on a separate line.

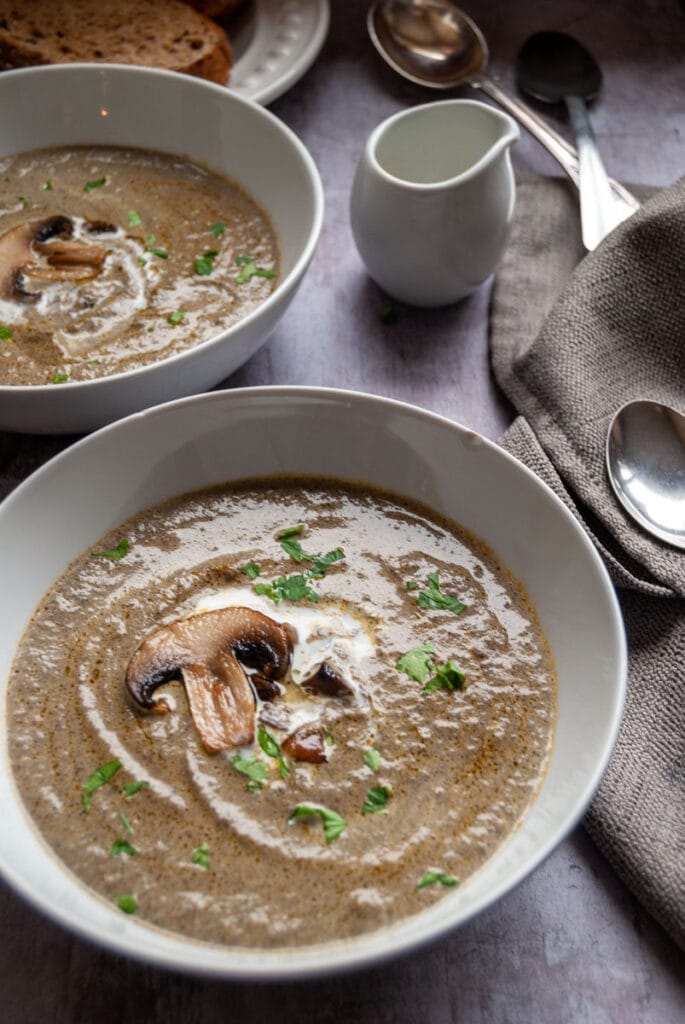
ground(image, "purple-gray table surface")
xmin=2 ymin=2 xmax=684 ymax=1021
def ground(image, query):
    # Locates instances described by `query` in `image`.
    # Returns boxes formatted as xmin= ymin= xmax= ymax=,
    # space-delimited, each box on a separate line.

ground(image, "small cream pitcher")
xmin=350 ymin=100 xmax=519 ymax=307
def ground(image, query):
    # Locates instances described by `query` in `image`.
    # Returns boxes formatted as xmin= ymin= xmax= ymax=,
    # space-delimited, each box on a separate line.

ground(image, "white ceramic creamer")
xmin=350 ymin=100 xmax=519 ymax=307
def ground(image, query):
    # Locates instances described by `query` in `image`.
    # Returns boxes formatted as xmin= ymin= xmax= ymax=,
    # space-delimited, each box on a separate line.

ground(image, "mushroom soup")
xmin=7 ymin=477 xmax=557 ymax=948
xmin=0 ymin=146 xmax=278 ymax=385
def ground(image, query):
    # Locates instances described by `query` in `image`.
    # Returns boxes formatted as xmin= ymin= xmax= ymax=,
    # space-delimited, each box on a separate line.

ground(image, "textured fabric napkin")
xmin=490 ymin=175 xmax=685 ymax=950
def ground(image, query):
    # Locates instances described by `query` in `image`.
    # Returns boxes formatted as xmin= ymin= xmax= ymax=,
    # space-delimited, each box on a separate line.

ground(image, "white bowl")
xmin=0 ymin=66 xmax=323 ymax=434
xmin=0 ymin=387 xmax=626 ymax=978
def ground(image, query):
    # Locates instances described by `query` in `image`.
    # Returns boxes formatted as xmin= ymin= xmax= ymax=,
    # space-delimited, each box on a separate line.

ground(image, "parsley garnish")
xmin=277 ymin=524 xmax=305 ymax=539
xmin=309 ymin=548 xmax=345 ymax=579
xmin=148 ymin=247 xmax=168 ymax=259
xmin=231 ymin=754 xmax=268 ymax=792
xmin=279 ymin=537 xmax=311 ymax=562
xmin=417 ymin=871 xmax=459 ymax=890
xmin=192 ymin=843 xmax=210 ymax=869
xmin=167 ymin=310 xmax=184 ymax=325
xmin=115 ymin=893 xmax=138 ymax=914
xmin=257 ymin=725 xmax=290 ymax=778
xmin=42 ymin=180 xmax=53 ymax=191
xmin=0 ymin=326 xmax=12 ymax=340
xmin=84 ymin=177 xmax=107 ymax=193
xmin=118 ymin=811 xmax=133 ymax=835
xmin=121 ymin=780 xmax=149 ymax=799
xmin=50 ymin=372 xmax=69 ymax=384
xmin=406 ymin=581 xmax=419 ymax=591
xmin=288 ymin=804 xmax=347 ymax=845
xmin=127 ymin=209 xmax=142 ymax=227
xmin=235 ymin=255 xmax=276 ymax=284
xmin=416 ymin=573 xmax=467 ymax=614
xmin=396 ymin=643 xmax=435 ymax=684
xmin=82 ymin=758 xmax=121 ymax=812
xmin=208 ymin=221 xmax=226 ymax=238
xmin=363 ymin=748 xmax=382 ymax=773
xmin=362 ymin=785 xmax=392 ymax=815
xmin=110 ymin=839 xmax=138 ymax=858
xmin=195 ymin=249 xmax=219 ymax=275
xmin=422 ymin=659 xmax=466 ymax=694
xmin=238 ymin=562 xmax=260 ymax=580
xmin=17 ymin=195 xmax=29 ymax=208
xmin=91 ymin=538 xmax=129 ymax=560
xmin=255 ymin=574 xmax=320 ymax=604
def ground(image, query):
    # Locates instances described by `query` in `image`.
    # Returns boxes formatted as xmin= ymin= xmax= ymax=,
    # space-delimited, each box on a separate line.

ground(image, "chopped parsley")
xmin=115 ymin=893 xmax=138 ymax=914
xmin=110 ymin=839 xmax=138 ymax=858
xmin=50 ymin=372 xmax=69 ymax=384
xmin=192 ymin=843 xmax=210 ymax=869
xmin=255 ymin=573 xmax=319 ymax=604
xmin=91 ymin=537 xmax=129 ymax=560
xmin=309 ymin=548 xmax=345 ymax=579
xmin=231 ymin=754 xmax=268 ymax=792
xmin=118 ymin=811 xmax=133 ymax=835
xmin=81 ymin=758 xmax=121 ymax=812
xmin=417 ymin=871 xmax=459 ymax=890
xmin=42 ymin=180 xmax=53 ymax=191
xmin=277 ymin=524 xmax=305 ymax=539
xmin=17 ymin=195 xmax=29 ymax=208
xmin=121 ymin=780 xmax=149 ymax=799
xmin=396 ymin=643 xmax=435 ymax=684
xmin=287 ymin=804 xmax=347 ymax=845
xmin=379 ymin=306 xmax=397 ymax=325
xmin=422 ymin=659 xmax=466 ymax=694
xmin=167 ymin=310 xmax=184 ymax=326
xmin=363 ymin=748 xmax=382 ymax=773
xmin=0 ymin=326 xmax=12 ymax=340
xmin=257 ymin=725 xmax=290 ymax=778
xmin=279 ymin=537 xmax=311 ymax=562
xmin=127 ymin=209 xmax=142 ymax=227
xmin=208 ymin=221 xmax=226 ymax=238
xmin=84 ymin=177 xmax=107 ymax=193
xmin=148 ymin=246 xmax=168 ymax=260
xmin=238 ymin=562 xmax=260 ymax=580
xmin=362 ymin=785 xmax=392 ymax=815
xmin=324 ymin=732 xmax=334 ymax=746
xmin=195 ymin=249 xmax=219 ymax=275
xmin=235 ymin=254 xmax=276 ymax=284
xmin=138 ymin=257 xmax=147 ymax=267
xmin=416 ymin=572 xmax=467 ymax=615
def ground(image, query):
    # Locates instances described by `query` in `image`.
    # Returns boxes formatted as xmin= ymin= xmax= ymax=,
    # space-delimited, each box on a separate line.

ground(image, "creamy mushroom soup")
xmin=0 ymin=146 xmax=278 ymax=384
xmin=7 ymin=477 xmax=557 ymax=948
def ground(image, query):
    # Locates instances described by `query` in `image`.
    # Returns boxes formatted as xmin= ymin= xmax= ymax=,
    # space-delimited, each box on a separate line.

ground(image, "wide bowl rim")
xmin=0 ymin=64 xmax=325 ymax=398
xmin=0 ymin=385 xmax=627 ymax=980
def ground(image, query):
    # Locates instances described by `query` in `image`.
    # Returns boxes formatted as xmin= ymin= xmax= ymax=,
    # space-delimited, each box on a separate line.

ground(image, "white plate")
xmin=227 ymin=0 xmax=330 ymax=105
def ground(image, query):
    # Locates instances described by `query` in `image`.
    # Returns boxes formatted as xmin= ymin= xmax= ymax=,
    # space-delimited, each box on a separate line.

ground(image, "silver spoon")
xmin=367 ymin=0 xmax=640 ymax=214
xmin=606 ymin=400 xmax=685 ymax=549
xmin=517 ymin=31 xmax=631 ymax=250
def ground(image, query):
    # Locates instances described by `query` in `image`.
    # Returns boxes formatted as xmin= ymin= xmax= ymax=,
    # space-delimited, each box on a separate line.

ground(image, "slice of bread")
xmin=0 ymin=0 xmax=233 ymax=84
xmin=185 ymin=0 xmax=246 ymax=17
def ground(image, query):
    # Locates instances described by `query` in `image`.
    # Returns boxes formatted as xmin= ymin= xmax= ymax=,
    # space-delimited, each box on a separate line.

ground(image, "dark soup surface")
xmin=0 ymin=146 xmax=279 ymax=385
xmin=8 ymin=477 xmax=557 ymax=948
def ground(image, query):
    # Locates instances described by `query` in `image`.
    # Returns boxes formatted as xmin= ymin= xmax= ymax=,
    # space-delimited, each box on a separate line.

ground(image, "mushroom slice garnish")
xmin=300 ymin=661 xmax=354 ymax=698
xmin=125 ymin=607 xmax=296 ymax=753
xmin=282 ymin=724 xmax=328 ymax=764
xmin=0 ymin=215 xmax=105 ymax=300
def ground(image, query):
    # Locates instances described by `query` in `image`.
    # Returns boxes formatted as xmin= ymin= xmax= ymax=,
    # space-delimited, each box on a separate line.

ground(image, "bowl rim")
xmin=0 ymin=64 xmax=325 ymax=397
xmin=0 ymin=385 xmax=628 ymax=979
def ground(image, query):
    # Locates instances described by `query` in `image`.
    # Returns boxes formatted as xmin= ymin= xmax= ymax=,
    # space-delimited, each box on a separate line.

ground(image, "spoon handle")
xmin=471 ymin=73 xmax=641 ymax=215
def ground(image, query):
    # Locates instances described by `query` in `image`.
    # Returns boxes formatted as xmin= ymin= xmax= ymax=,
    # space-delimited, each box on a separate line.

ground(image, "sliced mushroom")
xmin=282 ymin=724 xmax=328 ymax=764
xmin=251 ymin=674 xmax=282 ymax=701
xmin=125 ymin=607 xmax=296 ymax=753
xmin=300 ymin=661 xmax=354 ymax=698
xmin=0 ymin=215 xmax=106 ymax=302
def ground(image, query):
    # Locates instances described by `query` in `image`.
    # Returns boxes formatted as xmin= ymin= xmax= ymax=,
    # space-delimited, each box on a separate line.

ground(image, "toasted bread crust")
xmin=0 ymin=0 xmax=233 ymax=84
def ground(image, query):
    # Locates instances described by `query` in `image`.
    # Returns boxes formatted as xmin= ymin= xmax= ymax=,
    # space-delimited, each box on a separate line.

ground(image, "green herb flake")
xmin=118 ymin=811 xmax=133 ymax=835
xmin=396 ymin=643 xmax=435 ymax=684
xmin=287 ymin=804 xmax=347 ymax=845
xmin=17 ymin=195 xmax=30 ymax=209
xmin=42 ymin=180 xmax=53 ymax=191
xmin=127 ymin=209 xmax=142 ymax=227
xmin=208 ymin=221 xmax=226 ymax=238
xmin=417 ymin=871 xmax=459 ymax=891
xmin=195 ymin=249 xmax=219 ymax=275
xmin=167 ymin=310 xmax=184 ymax=326
xmin=363 ymin=748 xmax=382 ymax=773
xmin=138 ymin=257 xmax=148 ymax=267
xmin=423 ymin=659 xmax=466 ymax=694
xmin=235 ymin=254 xmax=276 ymax=284
xmin=192 ymin=843 xmax=210 ymax=869
xmin=324 ymin=732 xmax=334 ymax=747
xmin=115 ymin=893 xmax=138 ymax=914
xmin=238 ymin=562 xmax=260 ymax=580
xmin=231 ymin=754 xmax=268 ymax=791
xmin=0 ymin=326 xmax=12 ymax=340
xmin=280 ymin=537 xmax=312 ymax=563
xmin=416 ymin=573 xmax=467 ymax=615
xmin=82 ymin=758 xmax=121 ymax=812
xmin=84 ymin=177 xmax=107 ymax=193
xmin=148 ymin=247 xmax=168 ymax=260
xmin=50 ymin=372 xmax=69 ymax=384
xmin=379 ymin=306 xmax=397 ymax=325
xmin=121 ymin=780 xmax=149 ymax=799
xmin=254 ymin=574 xmax=319 ymax=604
xmin=362 ymin=785 xmax=392 ymax=815
xmin=309 ymin=548 xmax=345 ymax=579
xmin=110 ymin=838 xmax=138 ymax=858
xmin=276 ymin=524 xmax=305 ymax=539
xmin=258 ymin=725 xmax=290 ymax=778
xmin=87 ymin=358 xmax=100 ymax=365
xmin=406 ymin=581 xmax=419 ymax=591
xmin=91 ymin=537 xmax=130 ymax=561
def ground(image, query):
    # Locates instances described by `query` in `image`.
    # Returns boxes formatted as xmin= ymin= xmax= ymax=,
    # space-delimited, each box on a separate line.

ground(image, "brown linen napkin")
xmin=490 ymin=175 xmax=685 ymax=950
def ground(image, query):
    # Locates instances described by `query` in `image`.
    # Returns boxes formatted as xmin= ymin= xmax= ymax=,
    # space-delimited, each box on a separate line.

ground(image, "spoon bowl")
xmin=606 ymin=400 xmax=685 ymax=549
